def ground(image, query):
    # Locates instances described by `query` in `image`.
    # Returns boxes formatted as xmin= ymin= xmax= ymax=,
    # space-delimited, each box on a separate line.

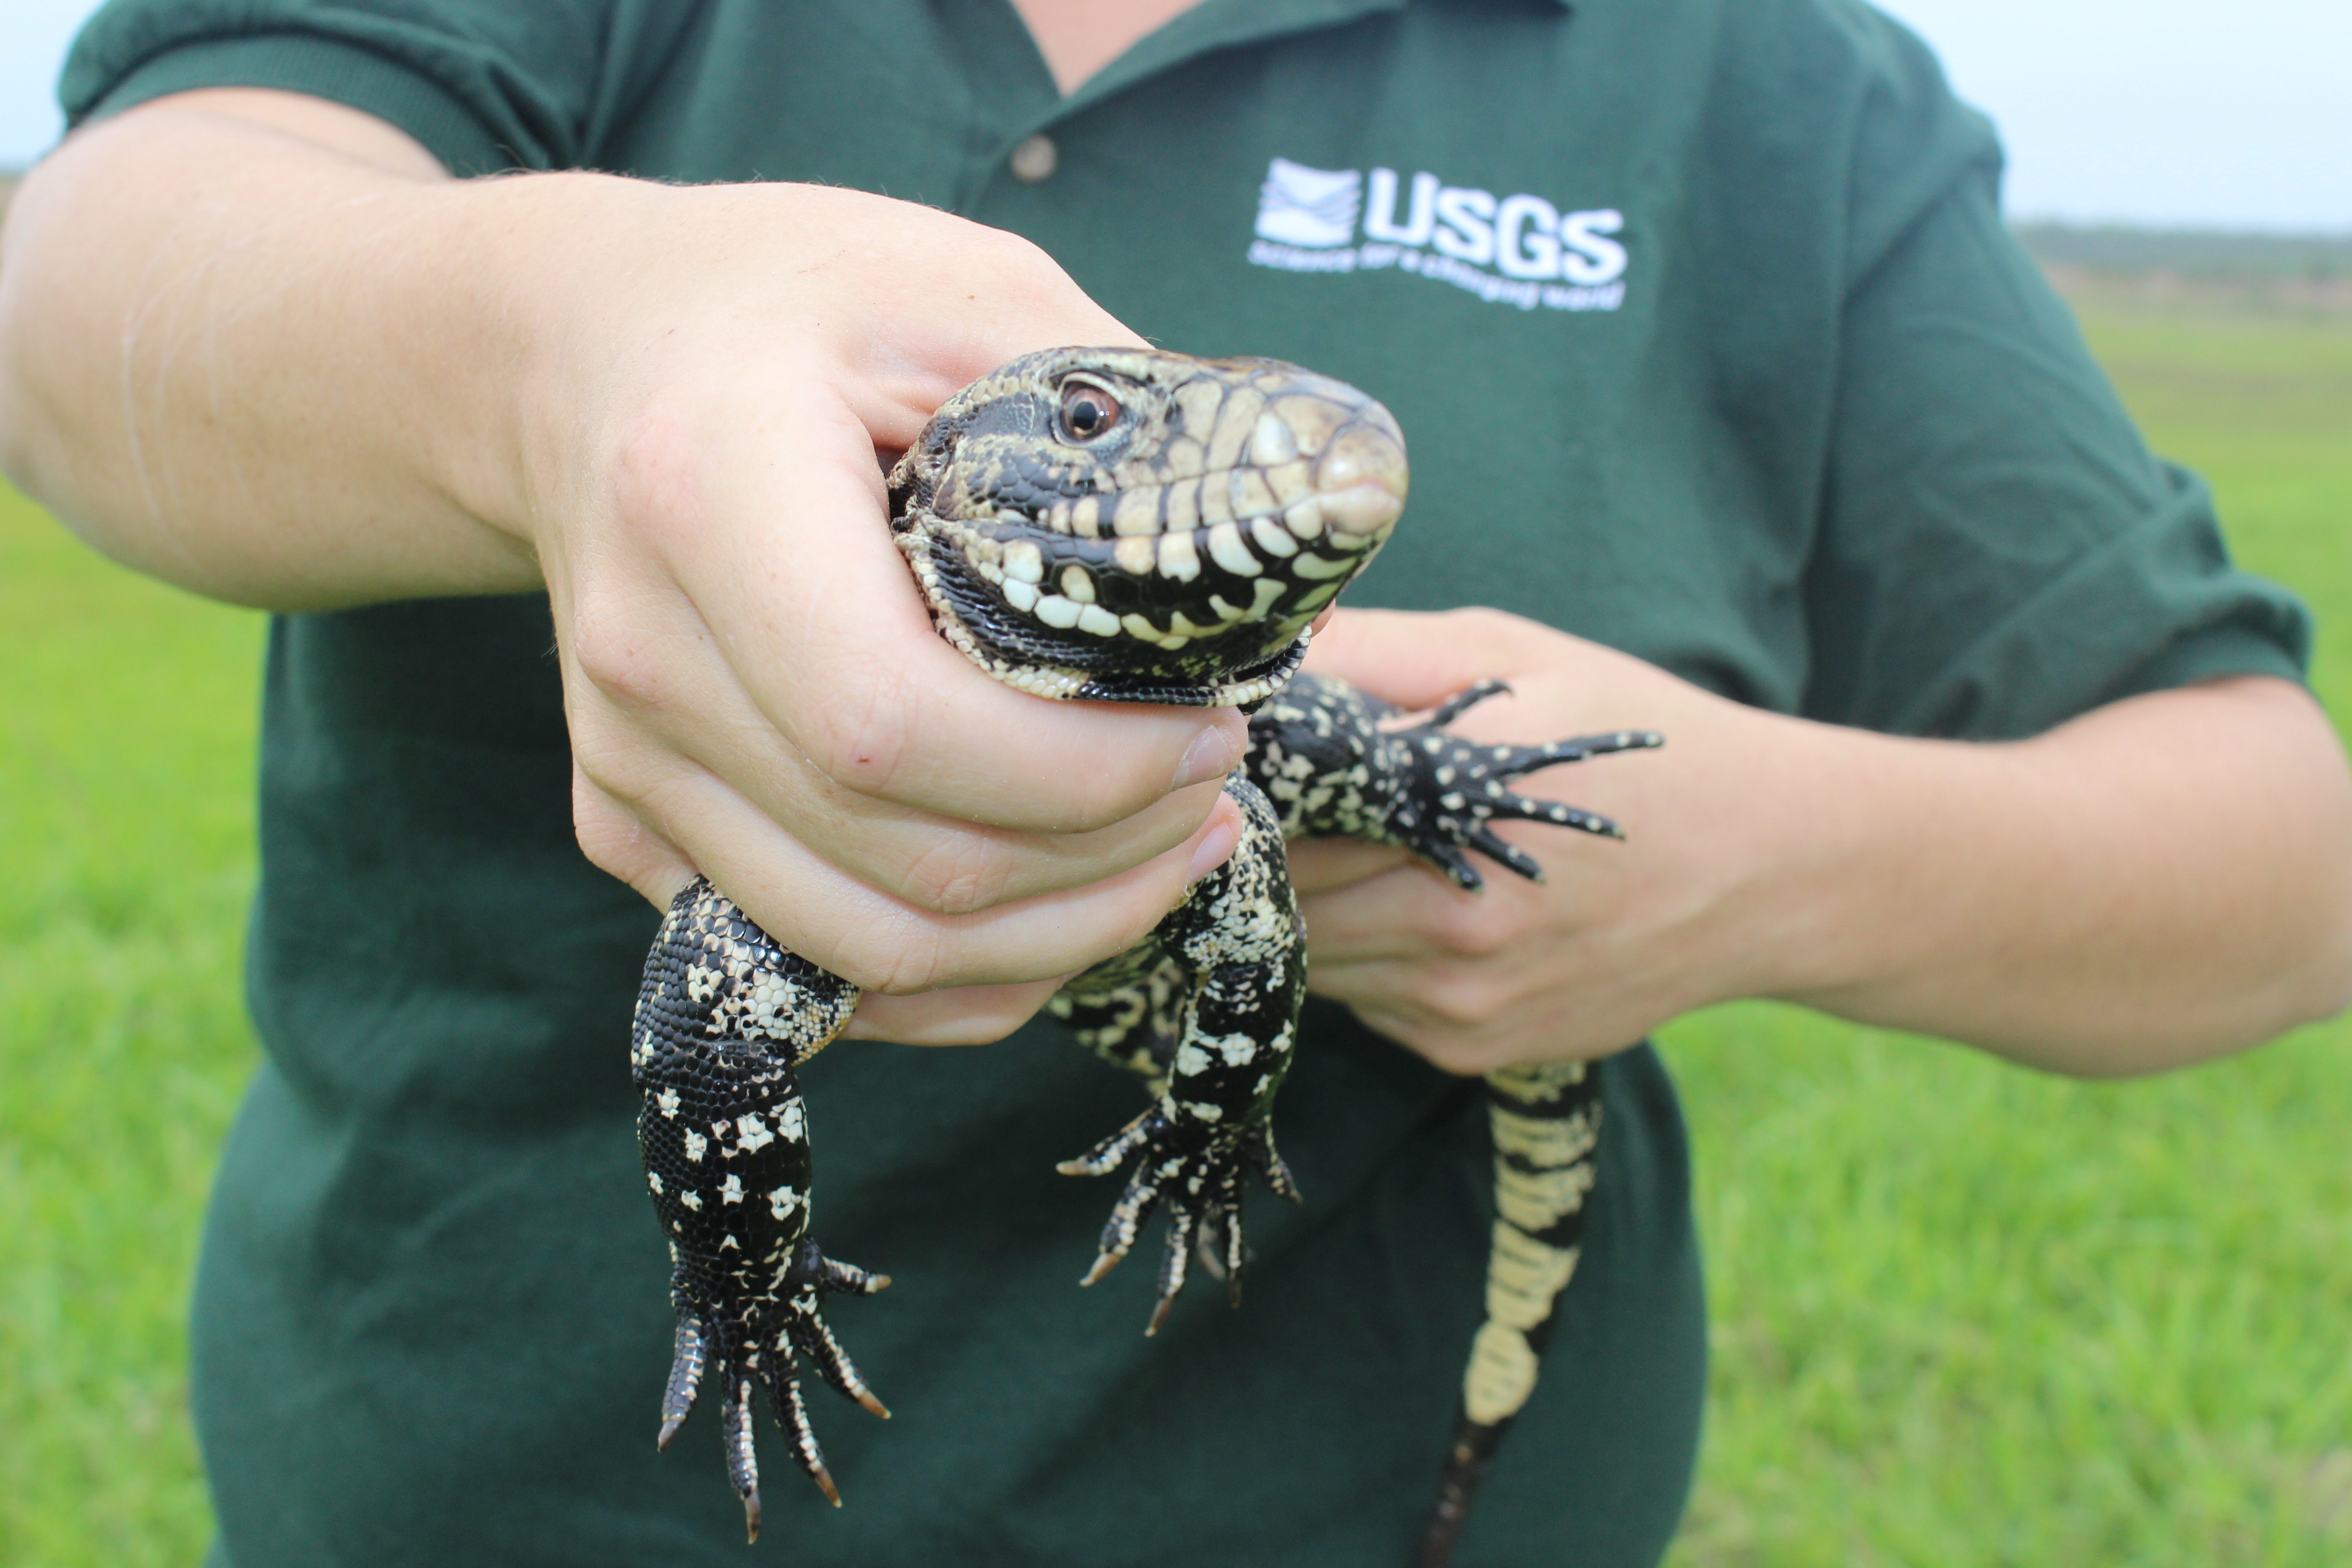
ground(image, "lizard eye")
xmin=1058 ymin=381 xmax=1121 ymax=444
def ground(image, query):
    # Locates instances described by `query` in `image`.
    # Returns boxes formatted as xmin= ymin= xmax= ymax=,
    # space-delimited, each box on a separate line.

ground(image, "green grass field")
xmin=3 ymin=290 xmax=2348 ymax=1565
xmin=1664 ymin=295 xmax=2352 ymax=1567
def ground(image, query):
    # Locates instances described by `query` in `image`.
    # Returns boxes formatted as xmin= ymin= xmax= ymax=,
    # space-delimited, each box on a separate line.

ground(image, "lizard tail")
xmin=1412 ymin=1059 xmax=1603 ymax=1567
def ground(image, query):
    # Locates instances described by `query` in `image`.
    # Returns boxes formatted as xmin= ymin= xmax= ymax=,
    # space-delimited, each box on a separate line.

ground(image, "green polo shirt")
xmin=67 ymin=2 xmax=2307 ymax=1565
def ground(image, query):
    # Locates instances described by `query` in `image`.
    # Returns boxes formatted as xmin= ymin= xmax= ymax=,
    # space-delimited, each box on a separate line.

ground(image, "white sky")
xmin=2 ymin=0 xmax=2346 ymax=232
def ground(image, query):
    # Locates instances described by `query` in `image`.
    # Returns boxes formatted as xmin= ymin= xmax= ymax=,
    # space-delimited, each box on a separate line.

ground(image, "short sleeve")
xmin=60 ymin=0 xmax=707 ymax=176
xmin=1797 ymin=9 xmax=2309 ymax=741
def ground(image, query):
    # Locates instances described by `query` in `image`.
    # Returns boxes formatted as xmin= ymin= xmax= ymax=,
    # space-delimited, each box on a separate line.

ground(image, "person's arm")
xmin=1290 ymin=607 xmax=2352 ymax=1078
xmin=0 ymin=89 xmax=1247 ymax=1041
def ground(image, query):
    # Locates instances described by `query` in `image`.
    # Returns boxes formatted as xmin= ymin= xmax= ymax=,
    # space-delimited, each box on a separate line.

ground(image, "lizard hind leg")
xmin=1056 ymin=778 xmax=1308 ymax=1334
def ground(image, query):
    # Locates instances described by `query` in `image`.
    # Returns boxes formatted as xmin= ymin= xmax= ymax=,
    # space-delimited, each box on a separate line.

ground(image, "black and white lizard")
xmin=627 ymin=348 xmax=1661 ymax=1562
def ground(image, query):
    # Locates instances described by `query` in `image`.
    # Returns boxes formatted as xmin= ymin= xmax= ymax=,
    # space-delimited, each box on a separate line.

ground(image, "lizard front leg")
xmin=1055 ymin=777 xmax=1306 ymax=1333
xmin=632 ymin=879 xmax=890 ymax=1539
xmin=1248 ymin=670 xmax=1661 ymax=887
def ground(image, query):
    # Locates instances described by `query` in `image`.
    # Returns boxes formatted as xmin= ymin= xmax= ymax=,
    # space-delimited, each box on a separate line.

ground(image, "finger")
xmin=777 ymin=187 xmax=1147 ymax=432
xmin=1329 ymin=984 xmax=1638 ymax=1077
xmin=1325 ymin=989 xmax=1527 ymax=1078
xmin=559 ymin=559 xmax=1239 ymax=912
xmin=578 ymin=677 xmax=1233 ymax=915
xmin=638 ymin=768 xmax=1243 ymax=993
xmin=842 ymin=975 xmax=1071 ymax=1046
xmin=622 ymin=385 xmax=1249 ymax=834
xmin=1284 ymin=838 xmax=1411 ymax=896
xmin=1294 ymin=861 xmax=1546 ymax=968
xmin=1299 ymin=607 xmax=1541 ymax=712
xmin=571 ymin=763 xmax=699 ymax=908
xmin=1295 ymin=864 xmax=1472 ymax=965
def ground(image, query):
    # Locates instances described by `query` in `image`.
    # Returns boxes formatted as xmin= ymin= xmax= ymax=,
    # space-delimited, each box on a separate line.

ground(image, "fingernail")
xmin=1172 ymin=721 xmax=1240 ymax=790
xmin=1187 ymin=811 xmax=1240 ymax=886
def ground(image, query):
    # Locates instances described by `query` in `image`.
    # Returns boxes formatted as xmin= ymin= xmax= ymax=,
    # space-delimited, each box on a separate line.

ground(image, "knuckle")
xmin=566 ymin=587 xmax=672 ymax=710
xmin=1428 ymin=895 xmax=1523 ymax=959
xmin=566 ymin=772 xmax=687 ymax=905
xmin=894 ymin=833 xmax=1016 ymax=917
xmin=569 ymin=797 xmax=642 ymax=873
xmin=971 ymin=228 xmax=1067 ymax=291
xmin=608 ymin=406 xmax=704 ymax=548
xmin=564 ymin=715 xmax=662 ymax=808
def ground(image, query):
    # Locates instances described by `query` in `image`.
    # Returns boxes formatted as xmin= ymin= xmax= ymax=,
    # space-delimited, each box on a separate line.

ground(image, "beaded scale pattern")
xmin=627 ymin=348 xmax=1660 ymax=1561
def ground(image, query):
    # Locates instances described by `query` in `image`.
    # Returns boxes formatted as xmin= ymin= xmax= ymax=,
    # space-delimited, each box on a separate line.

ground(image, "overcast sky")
xmin=2 ymin=0 xmax=2345 ymax=231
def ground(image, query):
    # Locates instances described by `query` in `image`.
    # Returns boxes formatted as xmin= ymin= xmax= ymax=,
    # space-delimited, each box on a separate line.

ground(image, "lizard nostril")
xmin=1315 ymin=424 xmax=1406 ymax=498
xmin=1314 ymin=422 xmax=1408 ymax=536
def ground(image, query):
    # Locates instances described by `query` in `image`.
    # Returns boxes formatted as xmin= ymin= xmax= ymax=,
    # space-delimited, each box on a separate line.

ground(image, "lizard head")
xmin=889 ymin=347 xmax=1406 ymax=706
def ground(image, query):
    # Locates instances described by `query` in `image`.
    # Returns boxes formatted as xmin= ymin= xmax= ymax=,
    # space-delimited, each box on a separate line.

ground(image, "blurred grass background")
xmin=2 ymin=235 xmax=2348 ymax=1564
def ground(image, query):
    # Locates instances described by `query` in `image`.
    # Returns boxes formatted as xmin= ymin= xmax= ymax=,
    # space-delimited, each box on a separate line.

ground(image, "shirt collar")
xmin=1032 ymin=0 xmax=1573 ymax=129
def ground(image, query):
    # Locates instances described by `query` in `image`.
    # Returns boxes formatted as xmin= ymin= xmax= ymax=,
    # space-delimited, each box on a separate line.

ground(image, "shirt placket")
xmin=944 ymin=0 xmax=1427 ymax=213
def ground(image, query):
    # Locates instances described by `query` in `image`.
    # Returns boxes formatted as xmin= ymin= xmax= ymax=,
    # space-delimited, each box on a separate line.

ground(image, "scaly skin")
xmin=627 ymin=348 xmax=1660 ymax=1561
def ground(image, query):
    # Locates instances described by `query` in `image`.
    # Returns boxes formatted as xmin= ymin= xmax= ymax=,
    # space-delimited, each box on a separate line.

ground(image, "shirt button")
xmin=1008 ymin=134 xmax=1058 ymax=183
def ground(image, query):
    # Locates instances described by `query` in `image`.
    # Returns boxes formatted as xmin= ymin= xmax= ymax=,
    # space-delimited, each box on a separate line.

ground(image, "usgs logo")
xmin=1248 ymin=158 xmax=1628 ymax=313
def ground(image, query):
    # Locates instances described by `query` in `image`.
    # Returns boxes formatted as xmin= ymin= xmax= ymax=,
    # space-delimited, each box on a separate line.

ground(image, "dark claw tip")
xmin=815 ymin=1467 xmax=842 ymax=1509
xmin=1079 ymin=1252 xmax=1121 ymax=1288
xmin=1146 ymin=1295 xmax=1175 ymax=1338
xmin=744 ymin=1491 xmax=763 ymax=1544
xmin=657 ymin=1415 xmax=685 ymax=1451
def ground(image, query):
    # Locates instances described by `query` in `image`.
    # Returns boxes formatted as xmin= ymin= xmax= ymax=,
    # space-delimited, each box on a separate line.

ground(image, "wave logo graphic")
xmin=1246 ymin=157 xmax=1629 ymax=314
xmin=1253 ymin=158 xmax=1363 ymax=249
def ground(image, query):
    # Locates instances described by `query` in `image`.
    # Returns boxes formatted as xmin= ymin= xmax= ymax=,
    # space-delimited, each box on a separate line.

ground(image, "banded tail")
xmin=1414 ymin=1059 xmax=1603 ymax=1568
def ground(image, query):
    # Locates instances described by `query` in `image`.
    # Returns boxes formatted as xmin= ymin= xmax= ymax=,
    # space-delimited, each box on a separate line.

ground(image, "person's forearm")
xmin=0 ymin=93 xmax=615 ymax=607
xmin=1754 ymin=676 xmax=2352 ymax=1073
xmin=1294 ymin=611 xmax=2352 ymax=1078
xmin=1 ymin=91 xmax=1256 ymax=1017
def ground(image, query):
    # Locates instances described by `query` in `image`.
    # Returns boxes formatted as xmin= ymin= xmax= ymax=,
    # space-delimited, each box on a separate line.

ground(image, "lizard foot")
xmin=658 ymin=1237 xmax=890 ymax=1540
xmin=1395 ymin=681 xmax=1663 ymax=890
xmin=1060 ymin=1110 xmax=1297 ymax=1333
